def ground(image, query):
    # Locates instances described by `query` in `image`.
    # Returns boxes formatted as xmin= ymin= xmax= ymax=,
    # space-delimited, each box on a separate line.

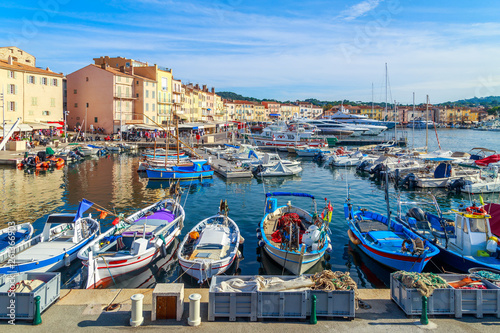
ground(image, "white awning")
xmin=25 ymin=122 xmax=51 ymax=130
xmin=131 ymin=124 xmax=165 ymax=131
xmin=1 ymin=123 xmax=33 ymax=131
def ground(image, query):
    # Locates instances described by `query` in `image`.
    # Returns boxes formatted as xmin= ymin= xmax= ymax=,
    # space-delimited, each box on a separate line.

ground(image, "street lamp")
xmin=64 ymin=110 xmax=69 ymax=140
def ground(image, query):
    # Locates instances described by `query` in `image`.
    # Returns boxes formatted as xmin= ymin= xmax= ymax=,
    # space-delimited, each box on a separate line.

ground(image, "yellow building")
xmin=0 ymin=47 xmax=63 ymax=127
xmin=254 ymin=103 xmax=266 ymax=121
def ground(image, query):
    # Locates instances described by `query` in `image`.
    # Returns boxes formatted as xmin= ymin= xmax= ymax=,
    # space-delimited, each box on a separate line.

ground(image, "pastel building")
xmin=262 ymin=101 xmax=281 ymax=119
xmin=0 ymin=46 xmax=63 ymax=128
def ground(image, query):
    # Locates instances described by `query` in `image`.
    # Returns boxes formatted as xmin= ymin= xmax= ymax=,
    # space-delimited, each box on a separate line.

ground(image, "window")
xmin=74 ymin=89 xmax=77 ymax=94
xmin=52 ymin=78 xmax=58 ymax=86
xmin=117 ymin=76 xmax=121 ymax=82
xmin=136 ymin=93 xmax=139 ymax=98
xmin=136 ymin=80 xmax=139 ymax=85
xmin=41 ymin=77 xmax=47 ymax=85
xmin=51 ymin=98 xmax=55 ymax=107
xmin=42 ymin=111 xmax=50 ymax=116
xmin=86 ymin=77 xmax=89 ymax=82
xmin=94 ymin=117 xmax=98 ymax=123
xmin=161 ymin=77 xmax=168 ymax=91
xmin=28 ymin=110 xmax=34 ymax=116
xmin=146 ymin=90 xmax=149 ymax=98
xmin=152 ymin=91 xmax=155 ymax=99
xmin=146 ymin=103 xmax=149 ymax=111
xmin=9 ymin=71 xmax=15 ymax=78
xmin=9 ymin=102 xmax=15 ymax=111
xmin=74 ymin=103 xmax=78 ymax=108
xmin=28 ymin=75 xmax=35 ymax=84
xmin=152 ymin=104 xmax=155 ymax=112
xmin=8 ymin=84 xmax=15 ymax=94
xmin=32 ymin=97 xmax=37 ymax=106
xmin=126 ymin=62 xmax=130 ymax=67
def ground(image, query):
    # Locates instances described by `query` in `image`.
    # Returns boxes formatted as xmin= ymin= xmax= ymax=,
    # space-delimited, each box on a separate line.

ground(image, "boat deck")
xmin=263 ymin=213 xmax=309 ymax=248
xmin=188 ymin=245 xmax=230 ymax=261
xmin=355 ymin=219 xmax=389 ymax=233
xmin=3 ymin=238 xmax=74 ymax=265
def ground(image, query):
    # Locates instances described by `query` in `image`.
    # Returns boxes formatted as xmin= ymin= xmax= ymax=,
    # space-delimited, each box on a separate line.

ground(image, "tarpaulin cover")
xmin=484 ymin=203 xmax=500 ymax=237
xmin=475 ymin=154 xmax=500 ymax=166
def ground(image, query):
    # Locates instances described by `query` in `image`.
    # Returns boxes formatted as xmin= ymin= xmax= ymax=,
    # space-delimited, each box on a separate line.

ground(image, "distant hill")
xmin=216 ymin=91 xmax=500 ymax=109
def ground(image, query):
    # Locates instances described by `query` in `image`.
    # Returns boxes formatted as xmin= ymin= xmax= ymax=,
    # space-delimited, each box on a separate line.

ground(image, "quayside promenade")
xmin=2 ymin=288 xmax=497 ymax=332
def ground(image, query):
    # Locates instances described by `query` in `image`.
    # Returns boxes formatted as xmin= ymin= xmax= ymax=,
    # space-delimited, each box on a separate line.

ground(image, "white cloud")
xmin=339 ymin=0 xmax=383 ymax=21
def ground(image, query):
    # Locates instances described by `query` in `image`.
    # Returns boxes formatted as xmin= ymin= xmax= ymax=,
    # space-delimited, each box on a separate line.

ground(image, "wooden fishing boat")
xmin=0 ymin=200 xmax=100 ymax=274
xmin=178 ymin=200 xmax=241 ymax=283
xmin=145 ymin=160 xmax=214 ymax=180
xmin=258 ymin=192 xmax=332 ymax=275
xmin=78 ymin=185 xmax=185 ymax=289
xmin=345 ymin=199 xmax=440 ymax=272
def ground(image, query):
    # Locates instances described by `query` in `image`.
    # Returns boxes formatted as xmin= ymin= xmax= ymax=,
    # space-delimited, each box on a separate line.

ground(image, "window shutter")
xmin=14 ymin=72 xmax=17 ymax=79
xmin=15 ymin=102 xmax=18 ymax=112
xmin=15 ymin=85 xmax=18 ymax=95
xmin=27 ymin=75 xmax=29 ymax=83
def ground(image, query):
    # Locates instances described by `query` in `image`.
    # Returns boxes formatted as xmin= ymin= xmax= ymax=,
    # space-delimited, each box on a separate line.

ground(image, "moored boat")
xmin=258 ymin=192 xmax=332 ymax=275
xmin=178 ymin=200 xmax=241 ymax=283
xmin=0 ymin=222 xmax=33 ymax=255
xmin=145 ymin=159 xmax=214 ymax=180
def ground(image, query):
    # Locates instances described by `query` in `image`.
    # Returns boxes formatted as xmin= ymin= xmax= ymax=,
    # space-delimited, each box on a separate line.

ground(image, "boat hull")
xmin=146 ymin=168 xmax=214 ymax=180
xmin=262 ymin=244 xmax=325 ymax=275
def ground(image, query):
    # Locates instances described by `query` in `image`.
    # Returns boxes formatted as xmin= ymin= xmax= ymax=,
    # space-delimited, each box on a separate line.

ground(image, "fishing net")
xmin=393 ymin=271 xmax=448 ymax=297
xmin=311 ymin=270 xmax=360 ymax=304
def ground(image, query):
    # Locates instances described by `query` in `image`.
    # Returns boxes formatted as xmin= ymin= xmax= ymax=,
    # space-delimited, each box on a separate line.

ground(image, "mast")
xmin=394 ymin=100 xmax=397 ymax=142
xmin=176 ymin=113 xmax=180 ymax=164
xmin=412 ymin=92 xmax=415 ymax=150
xmin=385 ymin=63 xmax=388 ymax=123
xmin=371 ymin=83 xmax=374 ymax=118
xmin=425 ymin=95 xmax=429 ymax=153
xmin=385 ymin=162 xmax=391 ymax=231
xmin=165 ymin=107 xmax=172 ymax=168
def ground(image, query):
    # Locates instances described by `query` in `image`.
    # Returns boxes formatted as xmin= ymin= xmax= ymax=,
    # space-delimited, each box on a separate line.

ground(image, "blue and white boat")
xmin=345 ymin=195 xmax=440 ymax=272
xmin=145 ymin=160 xmax=214 ymax=180
xmin=258 ymin=192 xmax=332 ymax=275
xmin=400 ymin=200 xmax=500 ymax=273
xmin=0 ymin=200 xmax=99 ymax=274
xmin=0 ymin=223 xmax=33 ymax=255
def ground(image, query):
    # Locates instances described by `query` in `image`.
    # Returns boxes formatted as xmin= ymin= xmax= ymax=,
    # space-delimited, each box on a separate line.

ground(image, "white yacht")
xmin=295 ymin=119 xmax=367 ymax=136
xmin=328 ymin=110 xmax=393 ymax=131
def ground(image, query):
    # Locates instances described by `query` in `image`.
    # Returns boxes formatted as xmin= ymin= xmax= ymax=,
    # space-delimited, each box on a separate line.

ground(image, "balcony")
xmin=114 ymin=93 xmax=136 ymax=99
xmin=157 ymin=98 xmax=172 ymax=105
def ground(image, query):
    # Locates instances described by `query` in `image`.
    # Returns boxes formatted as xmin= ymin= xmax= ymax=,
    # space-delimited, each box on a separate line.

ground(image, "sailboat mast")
xmin=176 ymin=114 xmax=180 ymax=164
xmin=425 ymin=95 xmax=429 ymax=153
xmin=412 ymin=92 xmax=415 ymax=150
xmin=385 ymin=163 xmax=391 ymax=230
xmin=385 ymin=63 xmax=388 ymax=122
xmin=394 ymin=100 xmax=397 ymax=142
xmin=371 ymin=83 xmax=374 ymax=117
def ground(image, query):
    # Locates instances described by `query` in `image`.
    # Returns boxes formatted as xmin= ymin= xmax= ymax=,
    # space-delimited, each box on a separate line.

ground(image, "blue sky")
xmin=1 ymin=0 xmax=500 ymax=104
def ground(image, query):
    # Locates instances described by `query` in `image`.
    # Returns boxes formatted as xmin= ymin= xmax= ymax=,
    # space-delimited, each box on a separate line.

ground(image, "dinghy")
xmin=0 ymin=222 xmax=33 ymax=255
xmin=0 ymin=199 xmax=99 ymax=274
xmin=178 ymin=200 xmax=241 ymax=283
xmin=253 ymin=161 xmax=302 ymax=177
xmin=258 ymin=192 xmax=332 ymax=275
xmin=79 ymin=183 xmax=185 ymax=289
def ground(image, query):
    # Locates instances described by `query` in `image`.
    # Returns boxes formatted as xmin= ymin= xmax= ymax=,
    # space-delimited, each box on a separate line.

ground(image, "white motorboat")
xmin=0 ymin=200 xmax=100 ymax=274
xmin=178 ymin=200 xmax=241 ymax=283
xmin=258 ymin=192 xmax=331 ymax=275
xmin=241 ymin=153 xmax=300 ymax=170
xmin=253 ymin=161 xmax=302 ymax=177
xmin=79 ymin=186 xmax=185 ymax=289
xmin=328 ymin=151 xmax=377 ymax=167
xmin=460 ymin=165 xmax=500 ymax=193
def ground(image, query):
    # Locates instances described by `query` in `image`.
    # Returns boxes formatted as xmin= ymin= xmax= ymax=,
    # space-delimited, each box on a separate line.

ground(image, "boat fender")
xmin=256 ymin=232 xmax=262 ymax=240
xmin=64 ymin=252 xmax=70 ymax=267
xmin=347 ymin=229 xmax=361 ymax=245
xmin=323 ymin=253 xmax=331 ymax=261
xmin=486 ymin=237 xmax=498 ymax=253
xmin=326 ymin=242 xmax=333 ymax=253
xmin=258 ymin=240 xmax=265 ymax=247
xmin=160 ymin=243 xmax=167 ymax=258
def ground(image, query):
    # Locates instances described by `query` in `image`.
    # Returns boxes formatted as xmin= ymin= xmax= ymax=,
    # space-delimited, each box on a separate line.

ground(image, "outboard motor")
xmin=447 ymin=177 xmax=465 ymax=194
xmin=356 ymin=160 xmax=368 ymax=172
xmin=37 ymin=151 xmax=47 ymax=162
xmin=399 ymin=173 xmax=417 ymax=189
xmin=407 ymin=207 xmax=427 ymax=222
xmin=313 ymin=151 xmax=324 ymax=163
xmin=73 ymin=148 xmax=84 ymax=157
xmin=370 ymin=163 xmax=384 ymax=179
xmin=253 ymin=164 xmax=264 ymax=176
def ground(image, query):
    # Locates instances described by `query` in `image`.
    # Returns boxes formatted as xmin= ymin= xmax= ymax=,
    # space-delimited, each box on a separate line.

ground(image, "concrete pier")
xmin=1 ymin=288 xmax=497 ymax=332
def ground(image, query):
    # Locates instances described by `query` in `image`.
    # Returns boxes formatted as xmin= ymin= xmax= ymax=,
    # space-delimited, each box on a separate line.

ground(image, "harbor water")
xmin=1 ymin=129 xmax=500 ymax=289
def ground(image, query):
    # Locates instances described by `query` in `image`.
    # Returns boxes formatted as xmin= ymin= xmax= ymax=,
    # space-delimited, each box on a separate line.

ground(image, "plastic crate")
xmin=209 ymin=275 xmax=355 ymax=321
xmin=0 ymin=272 xmax=60 ymax=320
xmin=391 ymin=273 xmax=455 ymax=316
xmin=209 ymin=276 xmax=258 ymax=321
xmin=309 ymin=289 xmax=355 ymax=318
xmin=453 ymin=279 xmax=500 ymax=318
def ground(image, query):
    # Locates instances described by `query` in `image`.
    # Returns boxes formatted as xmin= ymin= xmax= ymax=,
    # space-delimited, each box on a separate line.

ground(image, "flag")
xmin=480 ymin=195 xmax=484 ymax=206
xmin=272 ymin=134 xmax=276 ymax=141
xmin=73 ymin=199 xmax=93 ymax=221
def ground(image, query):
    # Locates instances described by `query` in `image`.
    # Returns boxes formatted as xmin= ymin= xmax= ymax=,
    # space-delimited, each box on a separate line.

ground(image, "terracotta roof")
xmin=0 ymin=59 xmax=63 ymax=76
xmin=91 ymin=64 xmax=155 ymax=81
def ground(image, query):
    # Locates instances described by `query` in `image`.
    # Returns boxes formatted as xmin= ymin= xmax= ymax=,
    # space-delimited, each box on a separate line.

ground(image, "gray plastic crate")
xmin=309 ymin=289 xmax=355 ymax=318
xmin=391 ymin=273 xmax=500 ymax=318
xmin=209 ymin=275 xmax=355 ymax=321
xmin=0 ymin=272 xmax=60 ymax=320
xmin=391 ymin=273 xmax=455 ymax=316
xmin=209 ymin=276 xmax=258 ymax=321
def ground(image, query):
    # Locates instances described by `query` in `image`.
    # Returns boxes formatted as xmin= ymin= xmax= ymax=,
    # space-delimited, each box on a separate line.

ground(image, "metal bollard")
xmin=310 ymin=295 xmax=317 ymax=325
xmin=130 ymin=294 xmax=144 ymax=327
xmin=420 ymin=295 xmax=429 ymax=325
xmin=33 ymin=296 xmax=42 ymax=325
xmin=188 ymin=293 xmax=201 ymax=326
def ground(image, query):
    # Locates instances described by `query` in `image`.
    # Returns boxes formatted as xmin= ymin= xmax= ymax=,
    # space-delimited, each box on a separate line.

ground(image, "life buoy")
xmin=467 ymin=206 xmax=486 ymax=216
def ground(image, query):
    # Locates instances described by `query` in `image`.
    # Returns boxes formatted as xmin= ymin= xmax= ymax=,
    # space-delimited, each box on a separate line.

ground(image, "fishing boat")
xmin=178 ymin=200 xmax=241 ymax=283
xmin=79 ymin=184 xmax=185 ymax=289
xmin=345 ymin=199 xmax=440 ymax=272
xmin=145 ymin=160 xmax=214 ymax=180
xmin=253 ymin=161 xmax=302 ymax=177
xmin=0 ymin=200 xmax=100 ymax=274
xmin=0 ymin=223 xmax=33 ymax=255
xmin=400 ymin=197 xmax=500 ymax=273
xmin=258 ymin=192 xmax=332 ymax=275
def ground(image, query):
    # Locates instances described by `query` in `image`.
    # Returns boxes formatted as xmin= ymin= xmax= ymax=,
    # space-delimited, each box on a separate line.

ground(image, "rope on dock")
xmin=393 ymin=271 xmax=448 ymax=297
